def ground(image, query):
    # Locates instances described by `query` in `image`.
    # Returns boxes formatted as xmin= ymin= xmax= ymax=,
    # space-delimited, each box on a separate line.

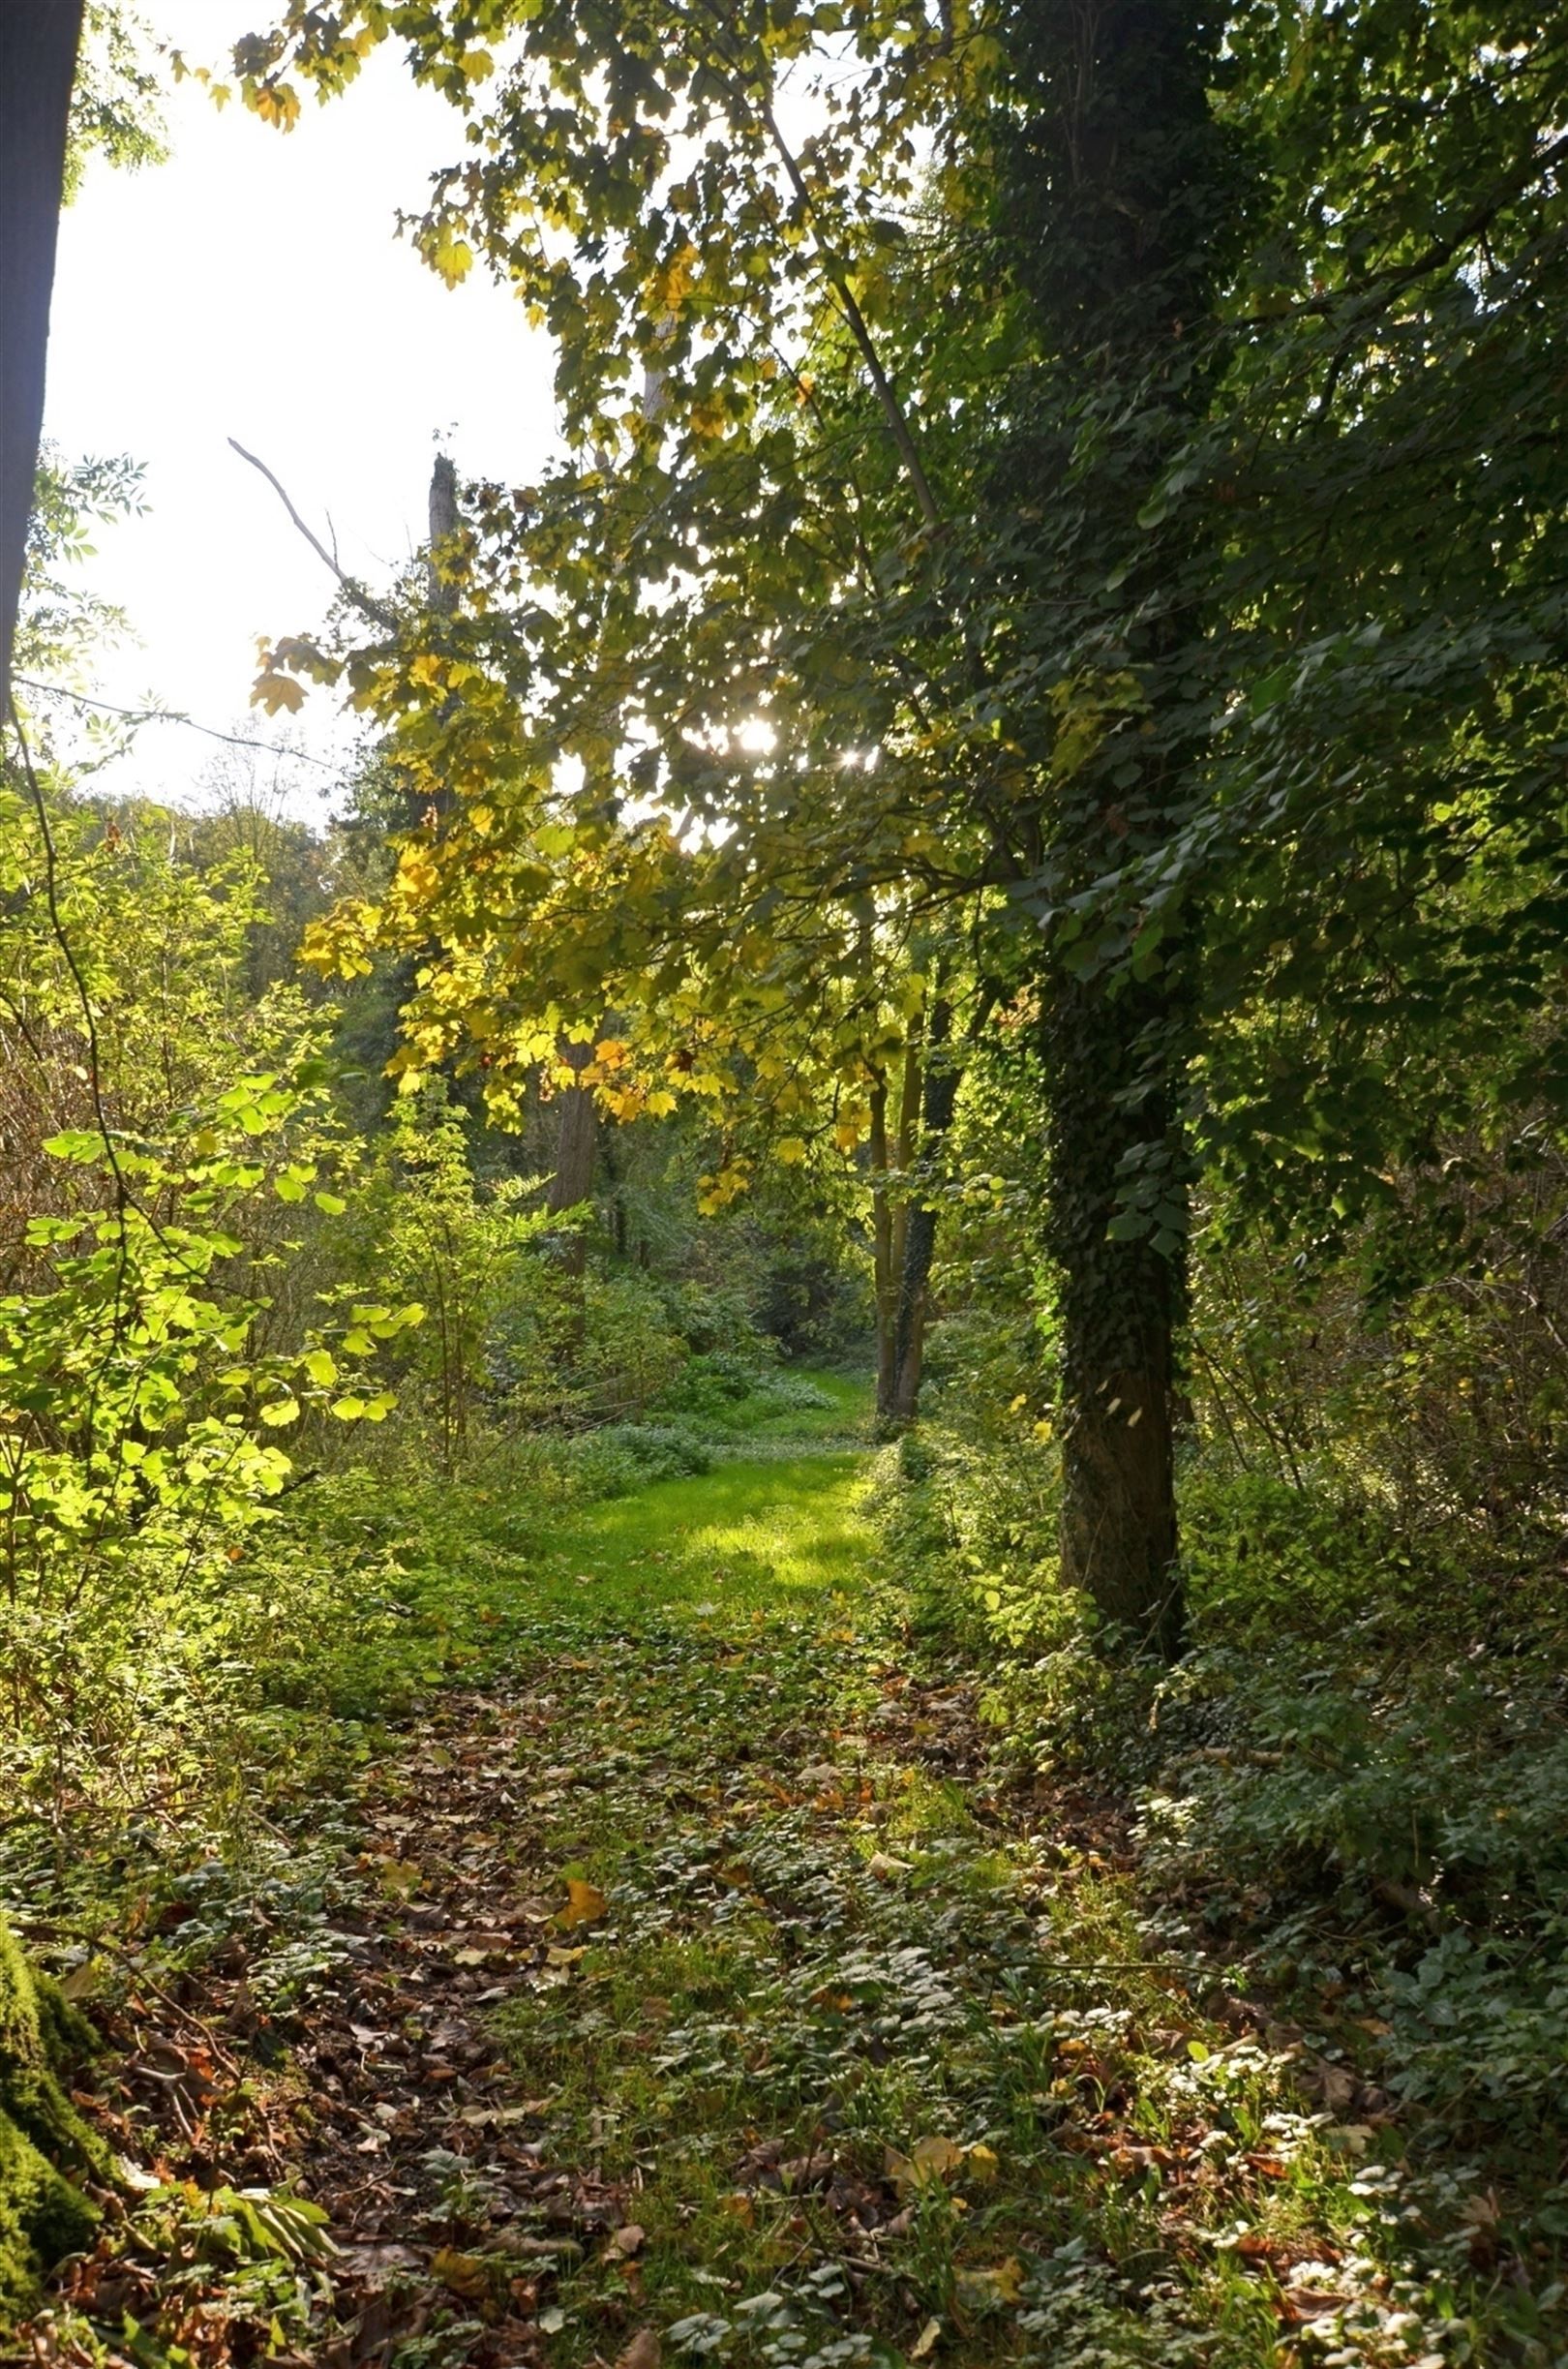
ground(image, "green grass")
xmin=528 ymin=1451 xmax=876 ymax=1626
xmin=742 ymin=1366 xmax=875 ymax=1441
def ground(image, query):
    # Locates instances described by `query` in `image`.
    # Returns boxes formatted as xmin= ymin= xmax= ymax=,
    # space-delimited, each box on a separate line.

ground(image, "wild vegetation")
xmin=2 ymin=2 xmax=1566 ymax=2365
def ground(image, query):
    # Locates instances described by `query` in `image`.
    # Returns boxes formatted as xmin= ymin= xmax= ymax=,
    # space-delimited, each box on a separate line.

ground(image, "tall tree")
xmin=236 ymin=0 xmax=1568 ymax=1657
xmin=0 ymin=0 xmax=86 ymax=705
xmin=982 ymin=0 xmax=1244 ymax=1654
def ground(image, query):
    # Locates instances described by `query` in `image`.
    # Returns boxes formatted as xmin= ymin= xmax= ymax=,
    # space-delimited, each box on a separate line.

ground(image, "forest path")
xmin=40 ymin=1448 xmax=1403 ymax=2368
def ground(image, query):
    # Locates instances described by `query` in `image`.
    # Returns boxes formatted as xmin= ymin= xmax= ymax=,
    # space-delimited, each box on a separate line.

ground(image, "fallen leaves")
xmin=22 ymin=1593 xmax=1431 ymax=2369
xmin=884 ymin=2135 xmax=996 ymax=2198
xmin=953 ymin=2257 xmax=1024 ymax=2311
xmin=558 ymin=1875 xmax=609 ymax=1928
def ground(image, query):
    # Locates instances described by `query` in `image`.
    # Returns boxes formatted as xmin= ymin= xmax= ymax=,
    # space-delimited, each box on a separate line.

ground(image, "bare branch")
xmin=12 ymin=674 xmax=337 ymax=764
xmin=228 ymin=437 xmax=399 ymax=629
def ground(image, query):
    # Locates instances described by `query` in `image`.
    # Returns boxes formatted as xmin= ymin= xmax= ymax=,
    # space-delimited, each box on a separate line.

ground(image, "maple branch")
xmin=755 ymin=94 xmax=943 ymax=533
xmin=228 ymin=437 xmax=399 ymax=629
xmin=689 ymin=6 xmax=942 ymax=534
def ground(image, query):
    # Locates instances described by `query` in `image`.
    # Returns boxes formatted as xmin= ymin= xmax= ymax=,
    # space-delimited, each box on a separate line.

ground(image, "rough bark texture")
xmin=1046 ymin=976 xmax=1185 ymax=1657
xmin=1002 ymin=0 xmax=1233 ymax=1656
xmin=426 ymin=452 xmax=459 ymax=613
xmin=0 ymin=0 xmax=85 ymax=706
xmin=869 ymin=1078 xmax=897 ymax=1419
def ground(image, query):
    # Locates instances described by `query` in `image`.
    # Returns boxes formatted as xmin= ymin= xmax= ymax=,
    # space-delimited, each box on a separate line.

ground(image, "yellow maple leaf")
xmin=559 ymin=1876 xmax=608 ymax=1928
xmin=252 ymin=669 xmax=305 ymax=715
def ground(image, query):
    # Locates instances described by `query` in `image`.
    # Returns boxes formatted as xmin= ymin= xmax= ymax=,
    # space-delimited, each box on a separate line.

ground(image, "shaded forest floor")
xmin=15 ymin=1443 xmax=1541 ymax=2368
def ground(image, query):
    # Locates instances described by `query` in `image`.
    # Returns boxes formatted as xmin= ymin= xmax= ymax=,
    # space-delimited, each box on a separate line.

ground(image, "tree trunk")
xmin=873 ymin=1017 xmax=929 ymax=1427
xmin=869 ymin=1076 xmax=897 ymax=1415
xmin=547 ymin=1038 xmax=597 ymax=1282
xmin=1047 ymin=977 xmax=1184 ymax=1656
xmin=0 ymin=1914 xmax=105 ymax=2318
xmin=426 ymin=452 xmax=459 ymax=613
xmin=889 ymin=996 xmax=958 ymax=1426
xmin=600 ymin=1122 xmax=630 ymax=1259
xmin=0 ymin=0 xmax=85 ymax=706
xmin=1000 ymin=0 xmax=1231 ymax=1657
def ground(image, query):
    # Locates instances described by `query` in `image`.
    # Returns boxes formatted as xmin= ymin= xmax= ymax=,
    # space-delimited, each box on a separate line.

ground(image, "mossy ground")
xmin=0 ymin=1918 xmax=105 ymax=2323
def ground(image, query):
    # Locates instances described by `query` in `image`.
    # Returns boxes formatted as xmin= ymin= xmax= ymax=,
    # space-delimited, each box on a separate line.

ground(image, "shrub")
xmin=651 ymin=1354 xmax=834 ymax=1436
xmin=569 ymin=1423 xmax=712 ymax=1494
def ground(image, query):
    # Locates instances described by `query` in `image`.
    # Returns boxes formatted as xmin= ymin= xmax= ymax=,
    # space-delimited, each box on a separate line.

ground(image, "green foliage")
xmin=335 ymin=1082 xmax=552 ymax=1463
xmin=65 ymin=4 xmax=168 ymax=202
xmin=232 ymin=0 xmax=1568 ymax=1645
xmin=571 ymin=1422 xmax=712 ymax=1493
xmin=872 ymin=1404 xmax=1568 ymax=2294
xmin=0 ymin=729 xmax=424 ymax=1812
xmin=652 ymin=1353 xmax=834 ymax=1438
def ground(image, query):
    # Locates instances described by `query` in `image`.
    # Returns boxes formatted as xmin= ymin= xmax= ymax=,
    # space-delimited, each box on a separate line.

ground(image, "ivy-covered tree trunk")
xmin=1000 ymin=0 xmax=1237 ymax=1655
xmin=889 ymin=996 xmax=959 ymax=1427
xmin=1045 ymin=975 xmax=1184 ymax=1656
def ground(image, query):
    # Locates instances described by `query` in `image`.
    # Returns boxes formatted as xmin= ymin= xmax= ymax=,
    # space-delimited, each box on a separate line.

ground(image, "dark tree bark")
xmin=869 ymin=1075 xmax=895 ymax=1412
xmin=1045 ymin=973 xmax=1185 ymax=1655
xmin=0 ymin=0 xmax=85 ymax=706
xmin=426 ymin=452 xmax=459 ymax=613
xmin=999 ymin=0 xmax=1238 ymax=1656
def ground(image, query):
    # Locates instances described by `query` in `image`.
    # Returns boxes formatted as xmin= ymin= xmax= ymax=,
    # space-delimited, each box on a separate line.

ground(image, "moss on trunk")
xmin=0 ymin=1916 xmax=106 ymax=2324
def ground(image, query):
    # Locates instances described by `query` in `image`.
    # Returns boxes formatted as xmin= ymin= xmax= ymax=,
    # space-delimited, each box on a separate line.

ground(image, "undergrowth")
xmin=870 ymin=1411 xmax=1568 ymax=2358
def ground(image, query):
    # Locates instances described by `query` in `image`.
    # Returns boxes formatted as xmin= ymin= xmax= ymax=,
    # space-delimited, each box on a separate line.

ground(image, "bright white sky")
xmin=40 ymin=0 xmax=558 ymax=819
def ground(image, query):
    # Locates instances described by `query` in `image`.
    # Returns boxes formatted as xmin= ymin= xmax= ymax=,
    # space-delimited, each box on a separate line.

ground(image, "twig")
xmin=229 ymin=438 xmax=400 ymax=629
xmin=8 ymin=698 xmax=132 ymax=1244
xmin=683 ymin=3 xmax=942 ymax=533
xmin=13 ymin=674 xmax=337 ymax=765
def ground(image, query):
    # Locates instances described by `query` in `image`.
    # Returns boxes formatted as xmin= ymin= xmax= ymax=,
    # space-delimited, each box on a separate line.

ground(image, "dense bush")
xmin=568 ymin=1421 xmax=712 ymax=1493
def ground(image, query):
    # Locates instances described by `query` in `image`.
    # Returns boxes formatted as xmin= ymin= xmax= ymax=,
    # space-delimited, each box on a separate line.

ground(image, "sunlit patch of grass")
xmin=745 ymin=1368 xmax=875 ymax=1441
xmin=528 ymin=1454 xmax=876 ymax=1628
xmin=873 ymin=1770 xmax=978 ymax=1844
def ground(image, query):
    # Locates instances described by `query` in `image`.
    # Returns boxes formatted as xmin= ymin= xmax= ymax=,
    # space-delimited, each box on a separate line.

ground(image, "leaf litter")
xmin=16 ymin=1523 xmax=1475 ymax=2367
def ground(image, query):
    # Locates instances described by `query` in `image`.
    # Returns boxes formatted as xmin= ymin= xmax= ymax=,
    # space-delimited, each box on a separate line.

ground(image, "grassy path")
xmin=33 ymin=1443 xmax=1466 ymax=2367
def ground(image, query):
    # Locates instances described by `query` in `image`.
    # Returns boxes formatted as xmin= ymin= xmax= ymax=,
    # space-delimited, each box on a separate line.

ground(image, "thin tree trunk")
xmin=427 ymin=452 xmax=459 ymax=612
xmin=874 ymin=1021 xmax=925 ymax=1426
xmin=890 ymin=995 xmax=958 ymax=1425
xmin=869 ymin=1076 xmax=897 ymax=1417
xmin=548 ymin=1038 xmax=598 ymax=1282
xmin=600 ymin=1122 xmax=630 ymax=1259
xmin=0 ymin=0 xmax=85 ymax=704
